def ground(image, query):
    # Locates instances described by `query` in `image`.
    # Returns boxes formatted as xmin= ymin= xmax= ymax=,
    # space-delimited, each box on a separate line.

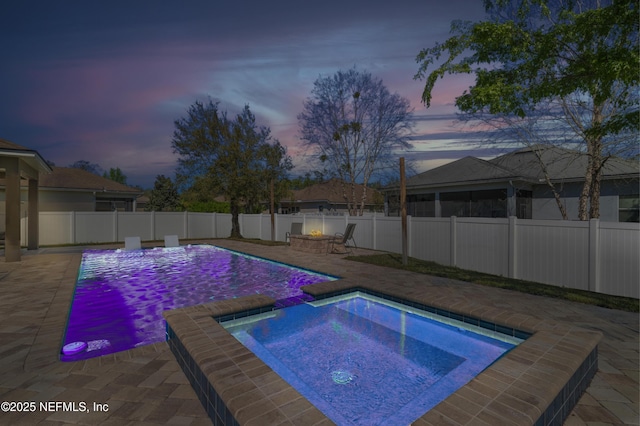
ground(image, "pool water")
xmin=223 ymin=292 xmax=522 ymax=426
xmin=61 ymin=245 xmax=336 ymax=361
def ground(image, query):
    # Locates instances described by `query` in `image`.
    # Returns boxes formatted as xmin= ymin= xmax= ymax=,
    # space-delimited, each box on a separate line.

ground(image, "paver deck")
xmin=0 ymin=239 xmax=637 ymax=425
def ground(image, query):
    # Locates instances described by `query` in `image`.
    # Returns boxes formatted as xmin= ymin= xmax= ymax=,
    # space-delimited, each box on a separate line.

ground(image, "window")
xmin=441 ymin=189 xmax=507 ymax=218
xmin=440 ymin=191 xmax=471 ymax=217
xmin=407 ymin=194 xmax=435 ymax=217
xmin=619 ymin=195 xmax=639 ymax=222
xmin=516 ymin=190 xmax=532 ymax=219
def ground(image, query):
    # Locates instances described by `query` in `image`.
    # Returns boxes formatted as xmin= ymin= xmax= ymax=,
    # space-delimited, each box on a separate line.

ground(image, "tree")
xmin=179 ymin=176 xmax=230 ymax=212
xmin=415 ymin=0 xmax=639 ymax=220
xmin=298 ymin=68 xmax=413 ymax=216
xmin=172 ymin=100 xmax=293 ymax=238
xmin=289 ymin=171 xmax=326 ymax=190
xmin=103 ymin=167 xmax=127 ymax=185
xmin=146 ymin=175 xmax=180 ymax=212
xmin=68 ymin=160 xmax=103 ymax=176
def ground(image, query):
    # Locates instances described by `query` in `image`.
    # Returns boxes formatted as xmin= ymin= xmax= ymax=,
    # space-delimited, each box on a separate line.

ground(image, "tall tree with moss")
xmin=415 ymin=0 xmax=639 ymax=220
xmin=172 ymin=100 xmax=292 ymax=238
xmin=298 ymin=68 xmax=413 ymax=216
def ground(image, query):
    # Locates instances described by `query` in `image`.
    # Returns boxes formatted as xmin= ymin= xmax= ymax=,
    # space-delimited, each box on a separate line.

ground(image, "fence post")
xmin=407 ymin=215 xmax=412 ymax=258
xmin=589 ymin=218 xmax=600 ymax=293
xmin=274 ymin=213 xmax=278 ymax=242
xmin=113 ymin=211 xmax=118 ymax=242
xmin=70 ymin=211 xmax=76 ymax=244
xmin=372 ymin=213 xmax=377 ymax=250
xmin=150 ymin=211 xmax=155 ymax=241
xmin=508 ymin=216 xmax=517 ymax=279
xmin=184 ymin=211 xmax=188 ymax=239
xmin=450 ymin=216 xmax=457 ymax=267
xmin=212 ymin=213 xmax=217 ymax=238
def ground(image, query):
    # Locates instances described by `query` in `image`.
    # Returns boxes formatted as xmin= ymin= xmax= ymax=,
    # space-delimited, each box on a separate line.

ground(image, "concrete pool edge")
xmin=164 ymin=283 xmax=601 ymax=425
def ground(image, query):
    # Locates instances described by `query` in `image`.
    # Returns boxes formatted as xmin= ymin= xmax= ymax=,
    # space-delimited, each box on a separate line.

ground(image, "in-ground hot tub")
xmin=165 ymin=285 xmax=600 ymax=425
xmin=221 ymin=292 xmax=525 ymax=425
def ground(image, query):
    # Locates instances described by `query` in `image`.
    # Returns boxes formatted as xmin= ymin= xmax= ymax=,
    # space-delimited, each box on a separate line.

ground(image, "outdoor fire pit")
xmin=289 ymin=233 xmax=334 ymax=254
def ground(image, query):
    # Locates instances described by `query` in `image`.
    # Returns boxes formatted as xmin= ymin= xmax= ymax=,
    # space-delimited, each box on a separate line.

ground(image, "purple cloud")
xmin=0 ymin=1 xmax=487 ymax=188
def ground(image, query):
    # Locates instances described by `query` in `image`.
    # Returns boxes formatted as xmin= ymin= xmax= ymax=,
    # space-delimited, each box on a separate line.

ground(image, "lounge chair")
xmin=124 ymin=236 xmax=141 ymax=250
xmin=328 ymin=223 xmax=357 ymax=254
xmin=285 ymin=222 xmax=303 ymax=244
xmin=164 ymin=235 xmax=180 ymax=247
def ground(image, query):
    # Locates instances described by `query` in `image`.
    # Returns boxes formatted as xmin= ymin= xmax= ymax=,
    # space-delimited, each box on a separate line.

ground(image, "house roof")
xmin=0 ymin=137 xmax=53 ymax=175
xmin=39 ymin=167 xmax=142 ymax=195
xmin=399 ymin=145 xmax=639 ymax=190
xmin=284 ymin=178 xmax=380 ymax=205
xmin=403 ymin=156 xmax=531 ymax=188
xmin=490 ymin=145 xmax=640 ymax=181
xmin=0 ymin=139 xmax=29 ymax=150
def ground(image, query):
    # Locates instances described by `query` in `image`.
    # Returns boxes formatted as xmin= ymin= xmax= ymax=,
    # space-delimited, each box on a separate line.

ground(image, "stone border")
xmin=288 ymin=235 xmax=334 ymax=254
xmin=164 ymin=280 xmax=601 ymax=425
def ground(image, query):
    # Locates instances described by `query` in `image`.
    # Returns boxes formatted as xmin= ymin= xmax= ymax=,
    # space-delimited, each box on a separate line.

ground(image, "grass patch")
xmin=226 ymin=237 xmax=288 ymax=247
xmin=346 ymin=253 xmax=639 ymax=313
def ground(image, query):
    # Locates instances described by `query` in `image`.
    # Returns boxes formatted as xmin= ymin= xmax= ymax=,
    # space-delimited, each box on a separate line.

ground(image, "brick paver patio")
xmin=0 ymin=239 xmax=637 ymax=425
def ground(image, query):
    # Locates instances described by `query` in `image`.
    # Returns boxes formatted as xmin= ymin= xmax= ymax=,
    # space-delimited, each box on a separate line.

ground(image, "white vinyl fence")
xmin=16 ymin=211 xmax=640 ymax=299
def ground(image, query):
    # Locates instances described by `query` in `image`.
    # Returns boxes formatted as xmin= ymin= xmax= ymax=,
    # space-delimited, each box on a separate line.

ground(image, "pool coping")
xmin=164 ymin=278 xmax=602 ymax=426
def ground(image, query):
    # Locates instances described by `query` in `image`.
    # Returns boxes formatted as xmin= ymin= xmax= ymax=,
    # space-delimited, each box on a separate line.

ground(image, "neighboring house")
xmin=384 ymin=145 xmax=639 ymax=222
xmin=279 ymin=178 xmax=383 ymax=214
xmin=0 ymin=138 xmax=52 ymax=261
xmin=36 ymin=167 xmax=143 ymax=212
xmin=0 ymin=151 xmax=143 ymax=214
xmin=135 ymin=194 xmax=150 ymax=212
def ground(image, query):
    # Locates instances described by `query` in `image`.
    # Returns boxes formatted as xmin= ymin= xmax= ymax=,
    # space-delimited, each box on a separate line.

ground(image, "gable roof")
xmin=0 ymin=138 xmax=29 ymax=150
xmin=0 ymin=137 xmax=52 ymax=175
xmin=39 ymin=167 xmax=142 ymax=194
xmin=400 ymin=145 xmax=639 ymax=190
xmin=285 ymin=178 xmax=380 ymax=205
xmin=404 ymin=156 xmax=532 ymax=188
xmin=490 ymin=145 xmax=639 ymax=181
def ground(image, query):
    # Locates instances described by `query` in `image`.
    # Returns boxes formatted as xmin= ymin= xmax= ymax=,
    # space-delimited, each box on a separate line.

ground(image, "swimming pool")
xmin=222 ymin=292 xmax=523 ymax=425
xmin=61 ymin=244 xmax=337 ymax=361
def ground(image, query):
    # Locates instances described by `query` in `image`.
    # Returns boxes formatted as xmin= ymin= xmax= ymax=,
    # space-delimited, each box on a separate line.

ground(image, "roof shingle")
xmin=401 ymin=145 xmax=639 ymax=190
xmin=39 ymin=167 xmax=142 ymax=193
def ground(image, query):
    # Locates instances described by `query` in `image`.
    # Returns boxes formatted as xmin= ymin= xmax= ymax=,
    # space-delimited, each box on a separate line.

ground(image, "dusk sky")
xmin=0 ymin=1 xmax=496 ymax=189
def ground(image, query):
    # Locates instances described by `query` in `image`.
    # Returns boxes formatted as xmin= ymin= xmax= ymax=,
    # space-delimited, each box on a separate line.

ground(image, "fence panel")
xmin=215 ymin=214 xmax=232 ymax=238
xmin=279 ymin=215 xmax=300 ymax=242
xmin=599 ymin=222 xmax=640 ymax=298
xmin=187 ymin=213 xmax=216 ymax=239
xmin=40 ymin=212 xmax=73 ymax=245
xmin=375 ymin=217 xmax=403 ymax=254
xmin=22 ymin=211 xmax=640 ymax=298
xmin=346 ymin=216 xmax=374 ymax=249
xmin=456 ymin=218 xmax=509 ymax=276
xmin=410 ymin=218 xmax=451 ymax=265
xmin=155 ymin=212 xmax=186 ymax=239
xmin=318 ymin=216 xmax=343 ymax=239
xmin=260 ymin=214 xmax=274 ymax=241
xmin=75 ymin=212 xmax=115 ymax=243
xmin=117 ymin=212 xmax=153 ymax=242
xmin=239 ymin=214 xmax=262 ymax=239
xmin=516 ymin=220 xmax=589 ymax=291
